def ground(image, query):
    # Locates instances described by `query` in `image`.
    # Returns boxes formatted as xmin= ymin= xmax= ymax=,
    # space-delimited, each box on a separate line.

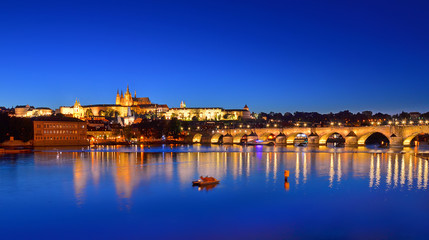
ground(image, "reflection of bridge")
xmin=187 ymin=126 xmax=429 ymax=147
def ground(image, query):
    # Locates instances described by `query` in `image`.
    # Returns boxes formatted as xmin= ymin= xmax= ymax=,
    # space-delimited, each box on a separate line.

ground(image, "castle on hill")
xmin=59 ymin=85 xmax=251 ymax=122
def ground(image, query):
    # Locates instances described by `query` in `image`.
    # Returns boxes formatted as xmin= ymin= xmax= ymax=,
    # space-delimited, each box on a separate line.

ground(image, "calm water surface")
xmin=1 ymin=145 xmax=429 ymax=239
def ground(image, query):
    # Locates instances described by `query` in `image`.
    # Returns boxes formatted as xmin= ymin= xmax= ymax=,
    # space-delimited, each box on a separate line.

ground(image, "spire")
xmin=126 ymin=84 xmax=130 ymax=94
xmin=134 ymin=90 xmax=136 ymax=98
xmin=121 ymin=90 xmax=123 ymax=98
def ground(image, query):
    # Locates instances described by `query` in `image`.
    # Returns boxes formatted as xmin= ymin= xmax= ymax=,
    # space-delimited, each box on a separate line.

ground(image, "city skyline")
xmin=1 ymin=0 xmax=429 ymax=114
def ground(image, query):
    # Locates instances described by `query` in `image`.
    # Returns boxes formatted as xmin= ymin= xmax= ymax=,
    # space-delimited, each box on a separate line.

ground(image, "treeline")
xmin=131 ymin=118 xmax=182 ymax=140
xmin=0 ymin=112 xmax=33 ymax=142
xmin=257 ymin=111 xmax=429 ymax=123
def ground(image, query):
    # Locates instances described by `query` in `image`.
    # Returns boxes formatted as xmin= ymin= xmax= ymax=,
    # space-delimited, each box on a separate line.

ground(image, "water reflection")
xmin=30 ymin=147 xmax=429 ymax=209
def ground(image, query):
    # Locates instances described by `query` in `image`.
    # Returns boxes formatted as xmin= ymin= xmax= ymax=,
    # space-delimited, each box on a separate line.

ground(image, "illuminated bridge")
xmin=186 ymin=125 xmax=429 ymax=147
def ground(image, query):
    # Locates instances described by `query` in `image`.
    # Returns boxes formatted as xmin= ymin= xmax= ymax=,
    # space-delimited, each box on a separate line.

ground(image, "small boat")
xmin=247 ymin=140 xmax=274 ymax=146
xmin=192 ymin=176 xmax=220 ymax=186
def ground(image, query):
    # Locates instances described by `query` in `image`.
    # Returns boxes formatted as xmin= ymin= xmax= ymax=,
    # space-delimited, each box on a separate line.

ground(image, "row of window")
xmin=42 ymin=130 xmax=80 ymax=134
xmin=35 ymin=124 xmax=84 ymax=129
xmin=35 ymin=136 xmax=85 ymax=140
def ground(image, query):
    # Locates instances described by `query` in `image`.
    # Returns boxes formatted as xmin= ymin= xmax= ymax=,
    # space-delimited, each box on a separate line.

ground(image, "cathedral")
xmin=115 ymin=85 xmax=151 ymax=106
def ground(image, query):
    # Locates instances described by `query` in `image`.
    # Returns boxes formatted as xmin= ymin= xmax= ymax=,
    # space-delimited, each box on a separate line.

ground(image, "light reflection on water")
xmin=1 ymin=145 xmax=429 ymax=239
xmin=32 ymin=146 xmax=429 ymax=204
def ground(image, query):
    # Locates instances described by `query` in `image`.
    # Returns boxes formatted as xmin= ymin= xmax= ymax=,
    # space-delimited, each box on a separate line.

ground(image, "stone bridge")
xmin=186 ymin=125 xmax=429 ymax=147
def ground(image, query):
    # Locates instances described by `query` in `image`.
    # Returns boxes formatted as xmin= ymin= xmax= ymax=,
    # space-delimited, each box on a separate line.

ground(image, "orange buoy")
xmin=284 ymin=170 xmax=290 ymax=178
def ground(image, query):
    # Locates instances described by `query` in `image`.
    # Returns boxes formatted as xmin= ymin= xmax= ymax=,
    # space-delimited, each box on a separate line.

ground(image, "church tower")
xmin=124 ymin=85 xmax=132 ymax=106
xmin=120 ymin=90 xmax=124 ymax=105
xmin=180 ymin=101 xmax=186 ymax=108
xmin=116 ymin=89 xmax=121 ymax=105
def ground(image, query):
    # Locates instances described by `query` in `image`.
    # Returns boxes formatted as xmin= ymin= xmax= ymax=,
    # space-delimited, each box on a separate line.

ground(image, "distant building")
xmin=164 ymin=103 xmax=252 ymax=121
xmin=33 ymin=116 xmax=88 ymax=146
xmin=14 ymin=105 xmax=53 ymax=118
xmin=410 ymin=112 xmax=421 ymax=120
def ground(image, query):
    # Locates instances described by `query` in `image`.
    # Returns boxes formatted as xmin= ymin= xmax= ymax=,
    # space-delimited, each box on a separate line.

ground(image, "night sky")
xmin=1 ymin=0 xmax=428 ymax=114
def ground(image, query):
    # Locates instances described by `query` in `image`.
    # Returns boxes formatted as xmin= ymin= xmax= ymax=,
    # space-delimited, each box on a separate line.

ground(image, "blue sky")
xmin=0 ymin=0 xmax=428 ymax=114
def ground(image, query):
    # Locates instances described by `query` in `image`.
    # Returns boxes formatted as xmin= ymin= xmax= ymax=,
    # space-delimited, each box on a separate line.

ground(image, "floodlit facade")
xmin=59 ymin=86 xmax=169 ymax=119
xmin=33 ymin=116 xmax=88 ymax=146
xmin=14 ymin=105 xmax=53 ymax=118
xmin=164 ymin=104 xmax=252 ymax=121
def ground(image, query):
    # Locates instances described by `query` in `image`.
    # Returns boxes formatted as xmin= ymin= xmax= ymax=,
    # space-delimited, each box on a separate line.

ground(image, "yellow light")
xmin=338 ymin=123 xmax=341 ymax=126
xmin=419 ymin=120 xmax=423 ymax=124
xmin=377 ymin=122 xmax=381 ymax=125
xmin=409 ymin=121 xmax=414 ymax=124
xmin=330 ymin=122 xmax=334 ymax=126
xmin=402 ymin=120 xmax=406 ymax=124
xmin=247 ymin=125 xmax=250 ymax=128
xmin=304 ymin=123 xmax=307 ymax=127
xmin=266 ymin=124 xmax=270 ymax=127
xmin=388 ymin=121 xmax=392 ymax=125
xmin=426 ymin=120 xmax=429 ymax=124
xmin=274 ymin=124 xmax=277 ymax=127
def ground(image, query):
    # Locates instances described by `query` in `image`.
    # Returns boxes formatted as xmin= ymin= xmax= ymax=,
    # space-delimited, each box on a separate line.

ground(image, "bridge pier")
xmin=248 ymin=132 xmax=258 ymax=142
xmin=345 ymin=132 xmax=358 ymax=147
xmin=389 ymin=135 xmax=403 ymax=148
xmin=275 ymin=133 xmax=286 ymax=145
xmin=307 ymin=133 xmax=319 ymax=146
xmin=223 ymin=134 xmax=233 ymax=144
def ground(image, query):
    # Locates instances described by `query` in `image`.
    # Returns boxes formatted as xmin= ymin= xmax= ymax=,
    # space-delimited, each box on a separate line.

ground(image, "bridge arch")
xmin=403 ymin=133 xmax=429 ymax=146
xmin=192 ymin=133 xmax=203 ymax=143
xmin=319 ymin=132 xmax=345 ymax=145
xmin=286 ymin=133 xmax=308 ymax=145
xmin=358 ymin=132 xmax=389 ymax=146
xmin=210 ymin=133 xmax=224 ymax=144
xmin=259 ymin=133 xmax=276 ymax=141
xmin=233 ymin=133 xmax=248 ymax=144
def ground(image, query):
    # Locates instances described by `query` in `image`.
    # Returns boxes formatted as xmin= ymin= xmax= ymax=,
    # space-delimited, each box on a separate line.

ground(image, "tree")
xmin=105 ymin=108 xmax=115 ymax=118
xmin=85 ymin=108 xmax=94 ymax=117
xmin=168 ymin=118 xmax=182 ymax=138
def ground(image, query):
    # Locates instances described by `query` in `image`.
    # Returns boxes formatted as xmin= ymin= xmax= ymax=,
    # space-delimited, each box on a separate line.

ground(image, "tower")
xmin=120 ymin=90 xmax=124 ymax=105
xmin=116 ymin=89 xmax=121 ymax=105
xmin=124 ymin=85 xmax=132 ymax=106
xmin=180 ymin=101 xmax=186 ymax=108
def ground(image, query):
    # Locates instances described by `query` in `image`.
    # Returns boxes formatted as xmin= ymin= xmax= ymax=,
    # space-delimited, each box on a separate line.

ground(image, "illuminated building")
xmin=14 ymin=105 xmax=53 ymax=118
xmin=33 ymin=116 xmax=88 ymax=146
xmin=164 ymin=103 xmax=252 ymax=121
xmin=59 ymin=86 xmax=169 ymax=119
